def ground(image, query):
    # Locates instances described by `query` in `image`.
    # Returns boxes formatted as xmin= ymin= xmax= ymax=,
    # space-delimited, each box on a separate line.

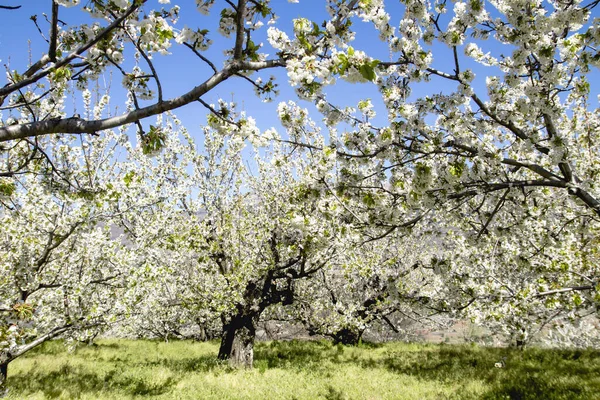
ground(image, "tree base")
xmin=332 ymin=328 xmax=363 ymax=346
xmin=0 ymin=362 xmax=7 ymax=398
xmin=218 ymin=314 xmax=257 ymax=368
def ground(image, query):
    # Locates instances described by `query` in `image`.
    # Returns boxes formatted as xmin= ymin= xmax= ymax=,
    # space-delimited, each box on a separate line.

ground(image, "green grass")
xmin=4 ymin=339 xmax=600 ymax=399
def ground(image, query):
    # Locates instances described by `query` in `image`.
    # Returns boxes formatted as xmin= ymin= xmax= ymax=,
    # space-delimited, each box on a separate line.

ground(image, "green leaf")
xmin=449 ymin=161 xmax=465 ymax=177
xmin=311 ymin=22 xmax=321 ymax=35
xmin=53 ymin=66 xmax=72 ymax=82
xmin=470 ymin=0 xmax=482 ymax=12
xmin=337 ymin=53 xmax=349 ymax=74
xmin=123 ymin=171 xmax=135 ymax=187
xmin=539 ymin=46 xmax=554 ymax=58
xmin=0 ymin=179 xmax=16 ymax=196
xmin=362 ymin=192 xmax=376 ymax=206
xmin=359 ymin=64 xmax=376 ymax=81
xmin=141 ymin=125 xmax=166 ymax=155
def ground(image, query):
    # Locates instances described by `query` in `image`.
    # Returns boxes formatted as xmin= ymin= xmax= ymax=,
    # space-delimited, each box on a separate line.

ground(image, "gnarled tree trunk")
xmin=217 ymin=270 xmax=295 ymax=368
xmin=218 ymin=312 xmax=259 ymax=368
xmin=215 ymin=242 xmax=300 ymax=368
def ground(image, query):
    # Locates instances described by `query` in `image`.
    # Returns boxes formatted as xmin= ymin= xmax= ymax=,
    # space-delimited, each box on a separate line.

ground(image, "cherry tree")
xmin=264 ymin=0 xmax=600 ymax=344
xmin=0 ymin=101 xmax=203 ymax=393
xmin=1 ymin=0 xmax=598 ymax=358
xmin=291 ymin=238 xmax=417 ymax=345
xmin=0 ymin=130 xmax=135 ymax=393
xmin=267 ymin=100 xmax=470 ymax=345
xmin=86 ymin=112 xmax=215 ymax=342
xmin=183 ymin=119 xmax=346 ymax=367
xmin=288 ymin=212 xmax=490 ymax=345
xmin=0 ymin=2 xmax=370 ymax=370
xmin=108 ymin=99 xmax=356 ymax=367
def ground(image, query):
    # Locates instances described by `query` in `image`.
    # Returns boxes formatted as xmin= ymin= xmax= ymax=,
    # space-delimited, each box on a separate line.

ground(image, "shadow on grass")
xmin=381 ymin=344 xmax=600 ymax=400
xmin=382 ymin=344 xmax=504 ymax=380
xmin=24 ymin=340 xmax=67 ymax=356
xmin=254 ymin=340 xmax=336 ymax=369
xmin=141 ymin=354 xmax=229 ymax=373
xmin=481 ymin=347 xmax=600 ymax=400
xmin=256 ymin=340 xmax=600 ymax=399
xmin=11 ymin=340 xmax=600 ymax=399
xmin=10 ymin=363 xmax=176 ymax=398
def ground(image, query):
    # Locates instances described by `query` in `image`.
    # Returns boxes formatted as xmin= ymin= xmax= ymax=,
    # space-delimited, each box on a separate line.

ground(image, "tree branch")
xmin=0 ymin=59 xmax=284 ymax=142
xmin=48 ymin=1 xmax=59 ymax=62
xmin=233 ymin=0 xmax=247 ymax=60
xmin=0 ymin=0 xmax=146 ymax=98
xmin=8 ymin=325 xmax=72 ymax=361
xmin=534 ymin=285 xmax=595 ymax=298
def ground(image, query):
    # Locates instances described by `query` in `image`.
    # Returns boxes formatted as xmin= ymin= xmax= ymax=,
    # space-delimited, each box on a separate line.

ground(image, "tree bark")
xmin=332 ymin=327 xmax=364 ymax=346
xmin=196 ymin=325 xmax=207 ymax=342
xmin=218 ymin=312 xmax=258 ymax=368
xmin=0 ymin=360 xmax=8 ymax=397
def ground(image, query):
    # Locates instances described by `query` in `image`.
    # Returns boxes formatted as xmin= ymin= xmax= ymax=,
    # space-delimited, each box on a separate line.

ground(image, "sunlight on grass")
xmin=5 ymin=339 xmax=599 ymax=399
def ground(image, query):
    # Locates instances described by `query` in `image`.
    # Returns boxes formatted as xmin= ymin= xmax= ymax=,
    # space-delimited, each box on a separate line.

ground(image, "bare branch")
xmin=452 ymin=45 xmax=460 ymax=75
xmin=446 ymin=140 xmax=563 ymax=181
xmin=501 ymin=158 xmax=563 ymax=181
xmin=8 ymin=325 xmax=72 ymax=361
xmin=197 ymin=98 xmax=239 ymax=127
xmin=48 ymin=1 xmax=59 ymax=62
xmin=534 ymin=285 xmax=595 ymax=297
xmin=476 ymin=189 xmax=508 ymax=239
xmin=543 ymin=113 xmax=574 ymax=181
xmin=0 ymin=58 xmax=284 ymax=142
xmin=447 ymin=180 xmax=568 ymax=199
xmin=471 ymin=93 xmax=550 ymax=155
xmin=184 ymin=42 xmax=218 ymax=73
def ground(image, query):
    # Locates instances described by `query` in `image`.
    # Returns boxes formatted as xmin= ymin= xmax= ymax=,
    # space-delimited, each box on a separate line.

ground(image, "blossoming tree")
xmin=266 ymin=0 xmax=600 ymax=343
xmin=1 ymin=1 xmax=598 ymax=378
xmin=0 ymin=130 xmax=135 ymax=393
xmin=143 ymin=106 xmax=348 ymax=367
xmin=0 ymin=103 xmax=200 ymax=393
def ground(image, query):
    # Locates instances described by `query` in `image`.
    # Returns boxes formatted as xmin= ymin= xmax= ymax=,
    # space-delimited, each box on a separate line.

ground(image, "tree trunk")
xmin=196 ymin=326 xmax=207 ymax=342
xmin=332 ymin=327 xmax=364 ymax=346
xmin=0 ymin=361 xmax=8 ymax=397
xmin=218 ymin=313 xmax=257 ymax=368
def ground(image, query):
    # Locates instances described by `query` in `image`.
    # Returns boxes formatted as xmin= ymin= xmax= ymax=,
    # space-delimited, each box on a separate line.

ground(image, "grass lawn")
xmin=4 ymin=339 xmax=600 ymax=399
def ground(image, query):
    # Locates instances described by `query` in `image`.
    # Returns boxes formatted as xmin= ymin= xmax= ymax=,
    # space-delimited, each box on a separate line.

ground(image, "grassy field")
xmin=4 ymin=339 xmax=600 ymax=399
